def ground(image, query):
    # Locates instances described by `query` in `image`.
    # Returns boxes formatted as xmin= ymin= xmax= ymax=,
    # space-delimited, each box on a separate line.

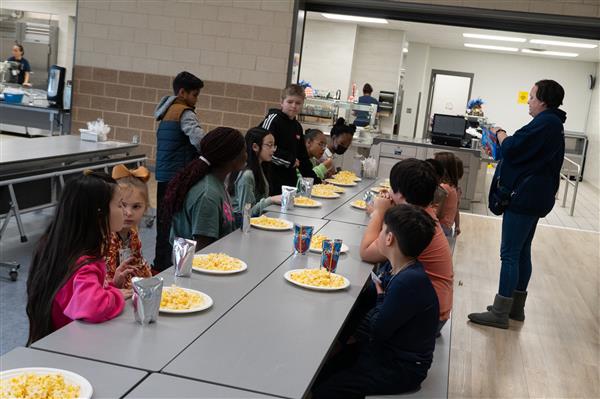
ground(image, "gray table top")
xmin=0 ymin=135 xmax=137 ymax=167
xmin=163 ymin=220 xmax=374 ymax=399
xmin=0 ymin=347 xmax=147 ymax=398
xmin=324 ymin=186 xmax=375 ymax=226
xmin=32 ymin=213 xmax=328 ymax=372
xmin=125 ymin=373 xmax=277 ymax=398
xmin=265 ymin=178 xmax=376 ymax=219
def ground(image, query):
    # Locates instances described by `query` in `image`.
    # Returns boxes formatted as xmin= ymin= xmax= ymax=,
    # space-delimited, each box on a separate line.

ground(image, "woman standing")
xmin=7 ymin=42 xmax=31 ymax=86
xmin=468 ymin=80 xmax=566 ymax=329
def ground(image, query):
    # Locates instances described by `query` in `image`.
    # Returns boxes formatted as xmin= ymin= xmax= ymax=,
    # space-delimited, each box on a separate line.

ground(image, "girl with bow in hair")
xmin=105 ymin=164 xmax=153 ymax=287
xmin=163 ymin=127 xmax=247 ymax=251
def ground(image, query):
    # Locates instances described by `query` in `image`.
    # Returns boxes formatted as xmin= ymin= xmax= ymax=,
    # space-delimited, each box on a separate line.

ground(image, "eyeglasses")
xmin=263 ymin=143 xmax=277 ymax=150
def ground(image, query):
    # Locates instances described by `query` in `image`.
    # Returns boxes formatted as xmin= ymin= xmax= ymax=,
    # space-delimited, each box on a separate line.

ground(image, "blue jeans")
xmin=498 ymin=210 xmax=539 ymax=297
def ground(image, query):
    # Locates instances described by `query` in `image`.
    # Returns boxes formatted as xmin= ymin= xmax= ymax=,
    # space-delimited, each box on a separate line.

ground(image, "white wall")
xmin=349 ymin=26 xmax=405 ymax=99
xmin=416 ymin=47 xmax=597 ymax=137
xmin=75 ymin=0 xmax=293 ymax=88
xmin=300 ymin=20 xmax=357 ymax=99
xmin=584 ymin=63 xmax=600 ymax=189
xmin=398 ymin=42 xmax=430 ymax=137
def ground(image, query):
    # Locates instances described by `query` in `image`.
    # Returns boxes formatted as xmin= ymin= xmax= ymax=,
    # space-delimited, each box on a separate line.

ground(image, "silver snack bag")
xmin=132 ymin=276 xmax=163 ymax=325
xmin=363 ymin=190 xmax=375 ymax=206
xmin=173 ymin=237 xmax=196 ymax=277
xmin=280 ymin=185 xmax=297 ymax=211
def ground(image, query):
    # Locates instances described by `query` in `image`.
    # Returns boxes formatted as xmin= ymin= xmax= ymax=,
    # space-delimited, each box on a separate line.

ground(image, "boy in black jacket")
xmin=260 ymin=84 xmax=319 ymax=195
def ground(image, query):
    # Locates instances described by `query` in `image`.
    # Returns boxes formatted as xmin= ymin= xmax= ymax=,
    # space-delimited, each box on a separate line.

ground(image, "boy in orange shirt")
xmin=360 ymin=158 xmax=454 ymax=332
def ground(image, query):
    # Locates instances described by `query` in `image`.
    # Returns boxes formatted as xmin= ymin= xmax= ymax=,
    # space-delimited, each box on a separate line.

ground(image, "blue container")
xmin=3 ymin=93 xmax=24 ymax=104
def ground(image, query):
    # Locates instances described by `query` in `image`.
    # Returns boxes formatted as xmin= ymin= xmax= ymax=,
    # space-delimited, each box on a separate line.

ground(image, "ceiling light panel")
xmin=521 ymin=49 xmax=578 ymax=57
xmin=464 ymin=43 xmax=519 ymax=52
xmin=462 ymin=33 xmax=526 ymax=42
xmin=322 ymin=13 xmax=388 ymax=24
xmin=529 ymin=39 xmax=597 ymax=49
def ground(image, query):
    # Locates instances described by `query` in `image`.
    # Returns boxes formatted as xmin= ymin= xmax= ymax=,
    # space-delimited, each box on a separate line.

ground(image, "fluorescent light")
xmin=403 ymin=48 xmax=408 ymax=53
xmin=529 ymin=39 xmax=597 ymax=49
xmin=463 ymin=33 xmax=526 ymax=43
xmin=322 ymin=13 xmax=387 ymax=24
xmin=521 ymin=48 xmax=578 ymax=57
xmin=464 ymin=43 xmax=519 ymax=52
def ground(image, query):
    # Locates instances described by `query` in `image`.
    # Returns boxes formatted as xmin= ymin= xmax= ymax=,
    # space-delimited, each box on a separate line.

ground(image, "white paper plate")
xmin=250 ymin=218 xmax=294 ymax=231
xmin=354 ymin=177 xmax=362 ymax=181
xmin=325 ymin=179 xmax=358 ymax=187
xmin=311 ymin=192 xmax=341 ymax=199
xmin=160 ymin=287 xmax=213 ymax=314
xmin=350 ymin=201 xmax=367 ymax=210
xmin=370 ymin=186 xmax=387 ymax=193
xmin=284 ymin=269 xmax=350 ymax=291
xmin=192 ymin=254 xmax=248 ymax=275
xmin=294 ymin=199 xmax=323 ymax=208
xmin=309 ymin=243 xmax=350 ymax=254
xmin=0 ymin=367 xmax=93 ymax=399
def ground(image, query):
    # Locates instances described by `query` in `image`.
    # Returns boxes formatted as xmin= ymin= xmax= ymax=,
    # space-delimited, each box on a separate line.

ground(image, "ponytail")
xmin=161 ymin=127 xmax=245 ymax=227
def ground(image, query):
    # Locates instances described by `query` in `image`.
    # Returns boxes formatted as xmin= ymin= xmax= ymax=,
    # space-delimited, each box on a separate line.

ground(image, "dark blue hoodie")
xmin=490 ymin=108 xmax=566 ymax=217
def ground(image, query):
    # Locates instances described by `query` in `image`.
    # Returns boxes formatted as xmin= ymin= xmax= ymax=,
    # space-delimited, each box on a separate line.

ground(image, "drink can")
xmin=293 ymin=224 xmax=314 ymax=255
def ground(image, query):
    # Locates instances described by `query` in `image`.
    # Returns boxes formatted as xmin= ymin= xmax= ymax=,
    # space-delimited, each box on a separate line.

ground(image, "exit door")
xmin=423 ymin=70 xmax=474 ymax=137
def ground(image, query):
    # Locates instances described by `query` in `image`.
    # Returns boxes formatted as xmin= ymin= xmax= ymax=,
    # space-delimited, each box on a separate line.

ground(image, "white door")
xmin=430 ymin=74 xmax=472 ymax=116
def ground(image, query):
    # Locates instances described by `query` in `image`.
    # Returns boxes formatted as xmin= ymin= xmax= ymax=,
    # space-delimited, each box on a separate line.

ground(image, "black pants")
xmin=153 ymin=181 xmax=172 ymax=272
xmin=312 ymin=343 xmax=425 ymax=399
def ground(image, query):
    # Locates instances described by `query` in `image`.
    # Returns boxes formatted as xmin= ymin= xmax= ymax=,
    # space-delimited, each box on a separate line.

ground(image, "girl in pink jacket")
xmin=26 ymin=171 xmax=137 ymax=345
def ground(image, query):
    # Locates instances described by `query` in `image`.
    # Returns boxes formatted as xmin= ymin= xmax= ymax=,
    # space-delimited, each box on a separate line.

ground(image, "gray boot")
xmin=486 ymin=290 xmax=527 ymax=321
xmin=468 ymin=294 xmax=513 ymax=329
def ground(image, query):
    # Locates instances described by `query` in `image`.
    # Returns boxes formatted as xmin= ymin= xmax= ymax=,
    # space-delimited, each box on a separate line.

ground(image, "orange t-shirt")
xmin=439 ymin=183 xmax=458 ymax=230
xmin=419 ymin=207 xmax=454 ymax=320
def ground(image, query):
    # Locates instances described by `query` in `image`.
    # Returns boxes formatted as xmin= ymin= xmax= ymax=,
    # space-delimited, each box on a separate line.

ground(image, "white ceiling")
xmin=307 ymin=12 xmax=600 ymax=62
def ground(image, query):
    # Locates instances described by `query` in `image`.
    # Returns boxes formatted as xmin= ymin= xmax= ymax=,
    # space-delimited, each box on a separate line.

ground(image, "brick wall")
xmin=71 ymin=65 xmax=282 ymax=162
xmin=75 ymin=0 xmax=294 ymax=89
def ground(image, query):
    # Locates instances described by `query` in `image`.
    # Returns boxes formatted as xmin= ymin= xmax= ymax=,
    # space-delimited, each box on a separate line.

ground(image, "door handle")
xmin=394 ymin=149 xmax=403 ymax=155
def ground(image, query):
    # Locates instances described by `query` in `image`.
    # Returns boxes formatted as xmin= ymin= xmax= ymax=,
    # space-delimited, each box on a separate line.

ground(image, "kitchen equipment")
xmin=3 ymin=92 xmax=24 ymax=104
xmin=47 ymin=65 xmax=65 ymax=108
xmin=430 ymin=114 xmax=467 ymax=147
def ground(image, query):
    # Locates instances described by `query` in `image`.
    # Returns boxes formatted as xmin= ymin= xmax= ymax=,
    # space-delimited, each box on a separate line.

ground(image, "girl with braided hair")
xmin=163 ymin=127 xmax=247 ymax=251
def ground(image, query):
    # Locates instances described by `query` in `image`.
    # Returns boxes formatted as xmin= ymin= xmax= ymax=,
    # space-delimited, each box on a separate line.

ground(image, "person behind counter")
xmin=163 ymin=127 xmax=246 ymax=252
xmin=354 ymin=83 xmax=379 ymax=127
xmin=468 ymin=79 xmax=566 ymax=329
xmin=7 ymin=42 xmax=31 ymax=86
xmin=229 ymin=127 xmax=281 ymax=220
xmin=320 ymin=118 xmax=356 ymax=174
xmin=260 ymin=84 xmax=320 ymax=195
xmin=302 ymin=129 xmax=333 ymax=180
xmin=312 ymin=204 xmax=439 ymax=398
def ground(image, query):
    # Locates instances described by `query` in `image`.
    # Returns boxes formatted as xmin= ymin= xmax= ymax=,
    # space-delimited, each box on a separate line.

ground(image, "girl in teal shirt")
xmin=229 ymin=127 xmax=281 ymax=220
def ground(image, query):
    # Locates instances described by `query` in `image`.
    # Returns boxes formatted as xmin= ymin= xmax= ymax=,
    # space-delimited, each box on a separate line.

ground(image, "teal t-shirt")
xmin=170 ymin=173 xmax=235 ymax=242
xmin=231 ymin=169 xmax=272 ymax=218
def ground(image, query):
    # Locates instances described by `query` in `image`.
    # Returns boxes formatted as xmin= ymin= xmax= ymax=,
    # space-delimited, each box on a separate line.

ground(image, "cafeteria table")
xmin=32 ymin=213 xmax=328 ymax=372
xmin=163 ymin=220 xmax=373 ymax=399
xmin=264 ymin=178 xmax=375 ymax=219
xmin=124 ymin=372 xmax=278 ymax=398
xmin=324 ymin=186 xmax=375 ymax=226
xmin=0 ymin=347 xmax=147 ymax=398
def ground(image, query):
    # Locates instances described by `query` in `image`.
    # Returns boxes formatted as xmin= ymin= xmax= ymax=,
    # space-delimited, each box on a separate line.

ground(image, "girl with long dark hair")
xmin=228 ymin=127 xmax=281 ymax=220
xmin=26 ymin=171 xmax=136 ymax=345
xmin=163 ymin=127 xmax=247 ymax=251
xmin=434 ymin=152 xmax=460 ymax=237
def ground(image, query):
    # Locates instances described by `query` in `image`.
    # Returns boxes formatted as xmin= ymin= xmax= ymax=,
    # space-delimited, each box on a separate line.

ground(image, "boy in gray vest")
xmin=153 ymin=71 xmax=205 ymax=272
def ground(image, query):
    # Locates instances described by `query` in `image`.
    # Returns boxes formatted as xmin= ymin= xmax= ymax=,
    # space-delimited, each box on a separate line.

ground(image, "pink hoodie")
xmin=51 ymin=256 xmax=125 ymax=331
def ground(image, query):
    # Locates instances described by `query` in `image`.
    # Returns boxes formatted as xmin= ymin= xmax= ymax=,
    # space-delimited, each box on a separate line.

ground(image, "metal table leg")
xmin=7 ymin=184 xmax=27 ymax=242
